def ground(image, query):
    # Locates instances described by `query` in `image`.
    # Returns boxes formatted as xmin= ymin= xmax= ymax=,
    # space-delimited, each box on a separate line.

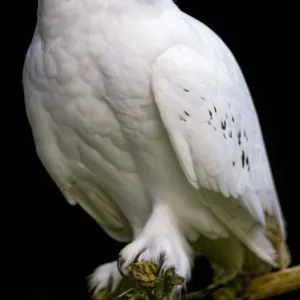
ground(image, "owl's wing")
xmin=151 ymin=44 xmax=289 ymax=267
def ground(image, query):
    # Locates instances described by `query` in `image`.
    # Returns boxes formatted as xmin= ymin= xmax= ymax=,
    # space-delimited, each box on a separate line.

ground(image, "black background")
xmin=14 ymin=1 xmax=298 ymax=299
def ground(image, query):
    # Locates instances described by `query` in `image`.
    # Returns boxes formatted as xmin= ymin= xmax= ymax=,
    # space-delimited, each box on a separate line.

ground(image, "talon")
xmin=135 ymin=247 xmax=147 ymax=262
xmin=159 ymin=252 xmax=166 ymax=270
xmin=117 ymin=255 xmax=125 ymax=276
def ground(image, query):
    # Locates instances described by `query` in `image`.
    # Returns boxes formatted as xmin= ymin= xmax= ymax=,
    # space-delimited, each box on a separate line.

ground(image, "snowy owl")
xmin=23 ymin=0 xmax=290 ymax=296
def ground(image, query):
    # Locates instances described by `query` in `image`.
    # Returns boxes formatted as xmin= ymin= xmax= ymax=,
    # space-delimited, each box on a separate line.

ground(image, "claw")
xmin=117 ymin=255 xmax=125 ymax=276
xmin=107 ymin=274 xmax=114 ymax=293
xmin=158 ymin=251 xmax=166 ymax=271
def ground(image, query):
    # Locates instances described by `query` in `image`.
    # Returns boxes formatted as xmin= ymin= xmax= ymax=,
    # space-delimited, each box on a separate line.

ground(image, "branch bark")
xmin=244 ymin=265 xmax=300 ymax=300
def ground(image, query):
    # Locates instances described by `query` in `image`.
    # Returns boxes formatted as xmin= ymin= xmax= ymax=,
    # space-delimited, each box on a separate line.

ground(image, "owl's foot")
xmin=210 ymin=262 xmax=240 ymax=288
xmin=118 ymin=204 xmax=191 ymax=288
xmin=118 ymin=234 xmax=190 ymax=279
xmin=88 ymin=261 xmax=122 ymax=294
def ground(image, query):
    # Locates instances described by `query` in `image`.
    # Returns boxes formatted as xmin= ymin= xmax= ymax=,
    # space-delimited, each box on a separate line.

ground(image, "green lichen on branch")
xmin=92 ymin=263 xmax=300 ymax=300
xmin=93 ymin=261 xmax=184 ymax=300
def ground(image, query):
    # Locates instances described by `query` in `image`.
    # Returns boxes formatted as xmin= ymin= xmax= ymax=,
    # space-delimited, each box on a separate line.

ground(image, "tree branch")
xmin=93 ymin=263 xmax=300 ymax=300
xmin=244 ymin=265 xmax=300 ymax=300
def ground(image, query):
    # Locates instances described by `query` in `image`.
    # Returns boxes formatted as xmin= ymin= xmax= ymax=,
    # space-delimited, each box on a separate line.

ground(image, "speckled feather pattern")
xmin=23 ymin=0 xmax=290 ymax=293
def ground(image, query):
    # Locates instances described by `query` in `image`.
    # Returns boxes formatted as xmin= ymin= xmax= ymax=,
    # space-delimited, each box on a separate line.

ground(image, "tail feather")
xmin=222 ymin=219 xmax=278 ymax=267
xmin=198 ymin=190 xmax=289 ymax=269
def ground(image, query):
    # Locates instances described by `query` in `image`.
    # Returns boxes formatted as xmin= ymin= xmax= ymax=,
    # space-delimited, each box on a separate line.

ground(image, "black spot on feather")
xmin=241 ymin=150 xmax=245 ymax=168
xmin=221 ymin=120 xmax=226 ymax=130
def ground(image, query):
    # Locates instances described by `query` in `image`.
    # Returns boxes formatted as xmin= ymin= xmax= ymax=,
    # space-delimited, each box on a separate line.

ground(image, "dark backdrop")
xmin=15 ymin=1 xmax=298 ymax=299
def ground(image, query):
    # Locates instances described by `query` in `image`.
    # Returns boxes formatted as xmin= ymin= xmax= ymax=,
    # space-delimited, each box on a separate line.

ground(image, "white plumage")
xmin=23 ymin=0 xmax=290 ymax=295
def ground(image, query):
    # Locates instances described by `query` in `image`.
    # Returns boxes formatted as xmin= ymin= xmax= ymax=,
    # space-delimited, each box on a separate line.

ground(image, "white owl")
xmin=23 ymin=0 xmax=290 ymax=296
